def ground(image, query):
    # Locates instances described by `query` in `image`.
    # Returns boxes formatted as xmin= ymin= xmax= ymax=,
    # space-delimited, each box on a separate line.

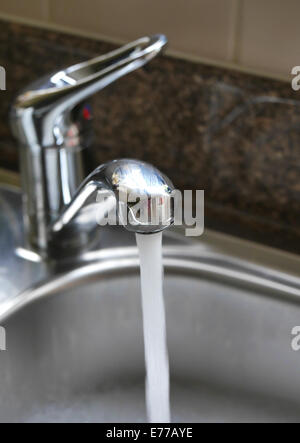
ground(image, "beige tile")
xmin=239 ymin=0 xmax=300 ymax=76
xmin=50 ymin=0 xmax=236 ymax=61
xmin=0 ymin=0 xmax=49 ymax=21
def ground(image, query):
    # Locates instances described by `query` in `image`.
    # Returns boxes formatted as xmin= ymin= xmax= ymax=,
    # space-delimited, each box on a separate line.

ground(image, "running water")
xmin=136 ymin=232 xmax=171 ymax=423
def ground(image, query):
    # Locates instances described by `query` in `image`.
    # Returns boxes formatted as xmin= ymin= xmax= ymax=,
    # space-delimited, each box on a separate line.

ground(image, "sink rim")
xmin=1 ymin=243 xmax=300 ymax=324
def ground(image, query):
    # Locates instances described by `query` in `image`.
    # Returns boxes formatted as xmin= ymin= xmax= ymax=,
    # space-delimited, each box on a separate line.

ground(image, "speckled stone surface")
xmin=0 ymin=20 xmax=300 ymax=253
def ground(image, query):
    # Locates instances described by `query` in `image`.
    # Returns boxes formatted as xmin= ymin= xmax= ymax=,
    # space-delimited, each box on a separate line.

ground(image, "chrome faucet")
xmin=51 ymin=158 xmax=174 ymax=233
xmin=10 ymin=35 xmax=173 ymax=256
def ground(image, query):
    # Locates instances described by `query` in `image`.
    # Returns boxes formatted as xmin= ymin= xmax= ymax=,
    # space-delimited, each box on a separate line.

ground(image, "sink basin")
xmin=1 ymin=186 xmax=300 ymax=423
xmin=1 ymin=246 xmax=300 ymax=422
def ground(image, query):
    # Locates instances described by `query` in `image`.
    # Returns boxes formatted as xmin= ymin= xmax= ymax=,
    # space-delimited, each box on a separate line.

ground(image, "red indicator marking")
xmin=82 ymin=106 xmax=92 ymax=120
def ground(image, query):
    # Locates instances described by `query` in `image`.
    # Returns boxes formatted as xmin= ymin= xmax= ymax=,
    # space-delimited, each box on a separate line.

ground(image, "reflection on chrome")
xmin=52 ymin=159 xmax=175 ymax=235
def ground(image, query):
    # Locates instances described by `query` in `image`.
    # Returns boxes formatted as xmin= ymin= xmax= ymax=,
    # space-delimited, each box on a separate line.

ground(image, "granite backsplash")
xmin=0 ymin=20 xmax=299 ymax=253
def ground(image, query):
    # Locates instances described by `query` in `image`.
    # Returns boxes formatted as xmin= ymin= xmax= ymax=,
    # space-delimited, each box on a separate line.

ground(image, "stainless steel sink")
xmin=1 ymin=185 xmax=300 ymax=423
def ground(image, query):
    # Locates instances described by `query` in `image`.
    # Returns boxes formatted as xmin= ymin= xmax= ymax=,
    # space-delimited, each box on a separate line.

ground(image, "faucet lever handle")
xmin=14 ymin=35 xmax=167 ymax=111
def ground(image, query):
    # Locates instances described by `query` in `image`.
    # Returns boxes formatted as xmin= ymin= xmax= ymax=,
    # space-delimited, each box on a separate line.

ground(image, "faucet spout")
xmin=52 ymin=159 xmax=174 ymax=237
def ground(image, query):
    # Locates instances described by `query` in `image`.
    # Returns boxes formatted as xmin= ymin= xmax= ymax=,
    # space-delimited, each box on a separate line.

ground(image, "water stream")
xmin=136 ymin=232 xmax=171 ymax=423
